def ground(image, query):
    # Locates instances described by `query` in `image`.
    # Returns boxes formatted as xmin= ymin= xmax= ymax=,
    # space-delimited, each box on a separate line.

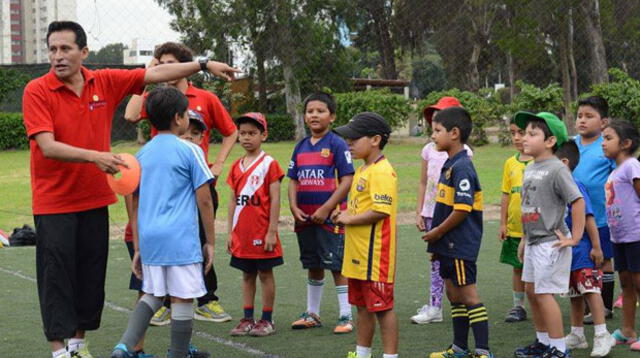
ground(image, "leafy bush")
xmin=0 ymin=113 xmax=27 ymax=150
xmin=509 ymin=81 xmax=564 ymax=115
xmin=581 ymin=68 xmax=640 ymax=126
xmin=334 ymin=89 xmax=412 ymax=129
xmin=417 ymin=88 xmax=504 ymax=146
xmin=139 ymin=113 xmax=296 ymax=143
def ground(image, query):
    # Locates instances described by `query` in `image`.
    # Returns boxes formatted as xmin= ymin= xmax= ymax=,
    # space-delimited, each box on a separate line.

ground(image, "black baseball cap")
xmin=333 ymin=112 xmax=391 ymax=140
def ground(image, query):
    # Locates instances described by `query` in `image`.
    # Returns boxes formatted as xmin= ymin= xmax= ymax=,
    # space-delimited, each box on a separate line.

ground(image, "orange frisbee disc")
xmin=106 ymin=153 xmax=141 ymax=195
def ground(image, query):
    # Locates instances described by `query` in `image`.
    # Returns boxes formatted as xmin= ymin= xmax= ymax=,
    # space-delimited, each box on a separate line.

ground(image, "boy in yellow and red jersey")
xmin=333 ymin=112 xmax=398 ymax=358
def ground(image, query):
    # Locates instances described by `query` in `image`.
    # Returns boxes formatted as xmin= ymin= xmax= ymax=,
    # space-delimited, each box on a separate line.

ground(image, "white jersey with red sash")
xmin=227 ymin=151 xmax=284 ymax=259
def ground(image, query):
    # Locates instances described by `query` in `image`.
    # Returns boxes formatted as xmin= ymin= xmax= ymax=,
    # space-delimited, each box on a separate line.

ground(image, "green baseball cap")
xmin=514 ymin=111 xmax=568 ymax=148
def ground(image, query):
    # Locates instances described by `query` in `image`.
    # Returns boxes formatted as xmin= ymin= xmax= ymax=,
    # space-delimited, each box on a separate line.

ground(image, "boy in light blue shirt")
xmin=573 ymin=96 xmax=616 ymax=318
xmin=110 ymin=87 xmax=216 ymax=358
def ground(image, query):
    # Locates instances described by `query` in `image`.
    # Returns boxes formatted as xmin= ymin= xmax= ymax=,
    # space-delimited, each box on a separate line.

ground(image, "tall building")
xmin=123 ymin=38 xmax=156 ymax=65
xmin=0 ymin=0 xmax=77 ymax=64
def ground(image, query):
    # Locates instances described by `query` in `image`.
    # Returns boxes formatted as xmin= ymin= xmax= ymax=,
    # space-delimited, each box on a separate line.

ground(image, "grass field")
xmin=0 ymin=222 xmax=634 ymax=358
xmin=0 ymin=141 xmax=636 ymax=357
xmin=0 ymin=141 xmax=511 ymax=232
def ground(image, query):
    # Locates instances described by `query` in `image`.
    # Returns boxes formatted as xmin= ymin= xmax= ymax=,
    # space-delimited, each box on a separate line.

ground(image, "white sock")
xmin=336 ymin=285 xmax=351 ymax=318
xmin=594 ymin=324 xmax=608 ymax=336
xmin=571 ymin=326 xmax=585 ymax=337
xmin=67 ymin=338 xmax=84 ymax=352
xmin=549 ymin=337 xmax=566 ymax=352
xmin=356 ymin=345 xmax=372 ymax=358
xmin=307 ymin=278 xmax=324 ymax=315
xmin=52 ymin=348 xmax=70 ymax=358
xmin=383 ymin=354 xmax=398 ymax=358
xmin=536 ymin=331 xmax=550 ymax=345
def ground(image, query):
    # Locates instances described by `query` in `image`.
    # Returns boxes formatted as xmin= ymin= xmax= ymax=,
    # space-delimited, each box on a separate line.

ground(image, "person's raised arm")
xmin=34 ymin=132 xmax=125 ymax=174
xmin=124 ymin=94 xmax=145 ymax=123
xmin=144 ymin=60 xmax=239 ymax=85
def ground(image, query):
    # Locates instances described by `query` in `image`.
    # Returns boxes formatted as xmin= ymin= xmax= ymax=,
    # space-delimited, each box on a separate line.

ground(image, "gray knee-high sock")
xmin=120 ymin=294 xmax=163 ymax=350
xmin=170 ymin=302 xmax=194 ymax=358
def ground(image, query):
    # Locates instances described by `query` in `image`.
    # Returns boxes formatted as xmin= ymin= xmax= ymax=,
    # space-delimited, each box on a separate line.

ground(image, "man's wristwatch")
xmin=199 ymin=58 xmax=209 ymax=73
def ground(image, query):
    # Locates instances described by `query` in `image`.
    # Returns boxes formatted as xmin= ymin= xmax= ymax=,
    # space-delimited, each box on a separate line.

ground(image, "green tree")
xmin=86 ymin=43 xmax=126 ymax=64
xmin=0 ymin=68 xmax=29 ymax=104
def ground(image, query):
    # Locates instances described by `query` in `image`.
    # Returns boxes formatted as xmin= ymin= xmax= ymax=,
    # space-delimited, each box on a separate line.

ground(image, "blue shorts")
xmin=598 ymin=226 xmax=613 ymax=259
xmin=125 ymin=241 xmax=143 ymax=292
xmin=613 ymin=241 xmax=640 ymax=273
xmin=296 ymin=225 xmax=344 ymax=271
xmin=437 ymin=255 xmax=477 ymax=287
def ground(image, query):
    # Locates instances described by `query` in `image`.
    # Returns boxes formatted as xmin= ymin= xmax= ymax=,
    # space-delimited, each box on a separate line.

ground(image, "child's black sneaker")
xmin=514 ymin=339 xmax=548 ymax=358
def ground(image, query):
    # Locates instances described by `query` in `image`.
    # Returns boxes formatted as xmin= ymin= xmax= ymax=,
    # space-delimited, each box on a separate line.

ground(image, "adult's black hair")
xmin=606 ymin=119 xmax=640 ymax=155
xmin=145 ymin=87 xmax=189 ymax=131
xmin=554 ymin=139 xmax=580 ymax=171
xmin=432 ymin=107 xmax=473 ymax=143
xmin=578 ymin=96 xmax=609 ymax=118
xmin=47 ymin=21 xmax=87 ymax=49
xmin=154 ymin=42 xmax=194 ymax=63
xmin=303 ymin=92 xmax=337 ymax=114
xmin=236 ymin=117 xmax=265 ymax=133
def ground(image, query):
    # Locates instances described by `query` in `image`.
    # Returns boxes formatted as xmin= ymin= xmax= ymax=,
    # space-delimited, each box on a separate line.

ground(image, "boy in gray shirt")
xmin=513 ymin=111 xmax=585 ymax=358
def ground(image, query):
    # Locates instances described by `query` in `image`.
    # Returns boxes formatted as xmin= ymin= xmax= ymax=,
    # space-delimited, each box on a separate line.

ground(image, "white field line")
xmin=0 ymin=266 xmax=282 ymax=358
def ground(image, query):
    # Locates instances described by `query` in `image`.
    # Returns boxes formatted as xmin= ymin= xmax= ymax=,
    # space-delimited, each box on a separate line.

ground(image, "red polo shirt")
xmin=140 ymin=83 xmax=236 ymax=162
xmin=23 ymin=66 xmax=146 ymax=215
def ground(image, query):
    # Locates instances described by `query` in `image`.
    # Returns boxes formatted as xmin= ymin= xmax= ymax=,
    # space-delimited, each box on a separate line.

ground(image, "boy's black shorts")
xmin=437 ymin=255 xmax=477 ymax=286
xmin=230 ymin=256 xmax=283 ymax=273
xmin=296 ymin=225 xmax=344 ymax=271
xmin=125 ymin=241 xmax=143 ymax=292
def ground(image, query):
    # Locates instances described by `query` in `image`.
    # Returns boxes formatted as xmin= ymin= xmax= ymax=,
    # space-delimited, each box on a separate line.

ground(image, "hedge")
xmin=139 ymin=113 xmax=296 ymax=143
xmin=334 ymin=89 xmax=412 ymax=129
xmin=0 ymin=113 xmax=27 ymax=150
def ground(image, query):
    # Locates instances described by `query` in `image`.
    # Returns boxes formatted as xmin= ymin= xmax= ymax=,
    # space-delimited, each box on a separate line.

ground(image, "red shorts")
xmin=568 ymin=268 xmax=602 ymax=298
xmin=348 ymin=278 xmax=394 ymax=312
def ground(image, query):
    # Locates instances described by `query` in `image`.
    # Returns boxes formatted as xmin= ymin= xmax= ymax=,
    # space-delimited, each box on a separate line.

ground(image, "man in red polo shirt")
xmin=22 ymin=21 xmax=237 ymax=358
xmin=124 ymin=42 xmax=238 ymax=325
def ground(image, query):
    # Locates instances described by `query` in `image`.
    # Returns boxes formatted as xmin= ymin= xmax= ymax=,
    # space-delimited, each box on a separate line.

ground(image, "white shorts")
xmin=142 ymin=263 xmax=206 ymax=299
xmin=522 ymin=240 xmax=572 ymax=294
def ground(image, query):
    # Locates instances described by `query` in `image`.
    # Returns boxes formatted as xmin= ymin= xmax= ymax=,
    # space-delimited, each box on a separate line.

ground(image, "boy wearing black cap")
xmin=332 ymin=112 xmax=398 ymax=358
xmin=422 ymin=107 xmax=492 ymax=358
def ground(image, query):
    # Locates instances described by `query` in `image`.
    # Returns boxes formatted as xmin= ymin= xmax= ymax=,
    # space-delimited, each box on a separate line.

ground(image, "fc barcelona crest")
xmin=357 ymin=178 xmax=366 ymax=192
xmin=321 ymin=148 xmax=330 ymax=158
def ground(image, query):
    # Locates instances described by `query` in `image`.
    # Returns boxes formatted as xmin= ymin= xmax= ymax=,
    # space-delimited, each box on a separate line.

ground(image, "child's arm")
xmin=415 ymin=158 xmax=428 ymax=232
xmin=210 ymin=130 xmax=238 ymax=178
xmin=422 ymin=210 xmax=469 ymax=243
xmin=130 ymin=192 xmax=142 ymax=279
xmin=585 ymin=215 xmax=603 ymax=267
xmin=124 ymin=94 xmax=144 ymax=123
xmin=554 ymin=197 xmax=585 ymax=248
xmin=288 ymin=179 xmax=308 ymax=222
xmin=265 ymin=180 xmax=282 ymax=251
xmin=227 ymin=190 xmax=236 ymax=254
xmin=633 ymin=178 xmax=640 ymax=198
xmin=196 ymin=184 xmax=216 ymax=274
xmin=499 ymin=193 xmax=509 ymax=241
xmin=310 ymin=175 xmax=354 ymax=224
xmin=333 ymin=209 xmax=389 ymax=226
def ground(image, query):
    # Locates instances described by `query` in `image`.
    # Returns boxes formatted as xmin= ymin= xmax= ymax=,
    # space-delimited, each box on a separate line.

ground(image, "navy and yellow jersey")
xmin=427 ymin=149 xmax=483 ymax=262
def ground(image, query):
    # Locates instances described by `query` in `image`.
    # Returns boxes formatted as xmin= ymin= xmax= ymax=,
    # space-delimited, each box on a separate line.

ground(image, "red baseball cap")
xmin=236 ymin=112 xmax=268 ymax=132
xmin=423 ymin=96 xmax=462 ymax=126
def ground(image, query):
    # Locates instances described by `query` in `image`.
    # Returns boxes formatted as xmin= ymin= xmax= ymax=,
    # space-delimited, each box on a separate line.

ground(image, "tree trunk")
xmin=283 ymin=63 xmax=305 ymax=141
xmin=568 ymin=8 xmax=578 ymax=100
xmin=255 ymin=46 xmax=268 ymax=113
xmin=580 ymin=0 xmax=608 ymax=84
xmin=558 ymin=20 xmax=574 ymax=132
xmin=468 ymin=42 xmax=481 ymax=91
xmin=365 ymin=0 xmax=397 ymax=79
xmin=507 ymin=50 xmax=515 ymax=102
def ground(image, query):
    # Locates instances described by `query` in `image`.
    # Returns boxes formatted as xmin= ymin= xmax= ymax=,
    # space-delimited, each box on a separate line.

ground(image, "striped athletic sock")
xmin=451 ymin=303 xmax=469 ymax=350
xmin=336 ymin=285 xmax=351 ymax=318
xmin=468 ymin=303 xmax=490 ymax=354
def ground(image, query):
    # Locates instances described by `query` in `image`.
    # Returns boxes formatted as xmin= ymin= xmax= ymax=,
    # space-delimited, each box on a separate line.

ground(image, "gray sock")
xmin=120 ymin=295 xmax=162 ymax=350
xmin=170 ymin=302 xmax=194 ymax=358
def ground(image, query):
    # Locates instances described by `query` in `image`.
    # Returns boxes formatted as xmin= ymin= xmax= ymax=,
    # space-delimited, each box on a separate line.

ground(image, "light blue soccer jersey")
xmin=136 ymin=134 xmax=213 ymax=265
xmin=573 ymin=135 xmax=616 ymax=228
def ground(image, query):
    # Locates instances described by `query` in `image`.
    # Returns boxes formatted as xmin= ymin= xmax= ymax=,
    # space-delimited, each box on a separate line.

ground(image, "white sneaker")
xmin=591 ymin=332 xmax=616 ymax=357
xmin=566 ymin=332 xmax=589 ymax=349
xmin=410 ymin=304 xmax=443 ymax=324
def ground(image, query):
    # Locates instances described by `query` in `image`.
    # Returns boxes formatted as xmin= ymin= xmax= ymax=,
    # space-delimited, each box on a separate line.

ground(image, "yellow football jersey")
xmin=501 ymin=154 xmax=531 ymax=237
xmin=342 ymin=156 xmax=398 ymax=283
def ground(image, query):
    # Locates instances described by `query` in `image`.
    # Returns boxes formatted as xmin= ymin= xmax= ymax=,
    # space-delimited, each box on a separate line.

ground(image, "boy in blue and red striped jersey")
xmin=287 ymin=92 xmax=356 ymax=334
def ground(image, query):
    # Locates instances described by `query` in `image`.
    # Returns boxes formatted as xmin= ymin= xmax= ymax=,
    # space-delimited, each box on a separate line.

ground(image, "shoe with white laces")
xmin=410 ymin=304 xmax=443 ymax=324
xmin=566 ymin=332 xmax=588 ymax=349
xmin=591 ymin=332 xmax=616 ymax=357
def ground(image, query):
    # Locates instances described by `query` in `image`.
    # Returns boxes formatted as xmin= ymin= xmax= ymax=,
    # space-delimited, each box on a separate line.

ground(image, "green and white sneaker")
xmin=69 ymin=342 xmax=94 ymax=358
xmin=194 ymin=301 xmax=232 ymax=322
xmin=149 ymin=306 xmax=171 ymax=326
